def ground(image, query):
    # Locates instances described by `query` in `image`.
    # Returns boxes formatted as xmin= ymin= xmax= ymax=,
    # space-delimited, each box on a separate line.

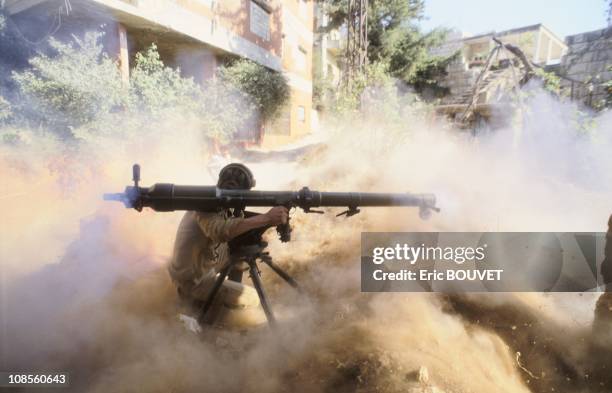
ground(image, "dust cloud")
xmin=1 ymin=82 xmax=611 ymax=393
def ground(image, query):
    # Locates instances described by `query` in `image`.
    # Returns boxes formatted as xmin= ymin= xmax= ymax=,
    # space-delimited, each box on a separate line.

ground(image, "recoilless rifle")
xmin=104 ymin=164 xmax=440 ymax=327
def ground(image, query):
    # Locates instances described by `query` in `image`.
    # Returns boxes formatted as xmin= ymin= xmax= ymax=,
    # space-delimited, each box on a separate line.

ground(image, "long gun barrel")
xmin=104 ymin=164 xmax=439 ymax=241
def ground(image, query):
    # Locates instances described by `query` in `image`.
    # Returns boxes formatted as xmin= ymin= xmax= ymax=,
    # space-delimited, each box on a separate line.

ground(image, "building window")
xmin=297 ymin=106 xmax=306 ymax=122
xmin=250 ymin=1 xmax=270 ymax=40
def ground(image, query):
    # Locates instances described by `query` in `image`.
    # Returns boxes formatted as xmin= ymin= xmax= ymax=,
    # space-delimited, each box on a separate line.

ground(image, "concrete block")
xmin=565 ymin=73 xmax=588 ymax=83
xmin=567 ymin=62 xmax=589 ymax=74
xmin=596 ymin=49 xmax=612 ymax=61
xmin=586 ymin=41 xmax=602 ymax=51
xmin=579 ymin=52 xmax=597 ymax=62
xmin=568 ymin=43 xmax=588 ymax=53
xmin=572 ymin=34 xmax=586 ymax=44
xmin=561 ymin=55 xmax=579 ymax=67
xmin=585 ymin=30 xmax=605 ymax=42
xmin=589 ymin=61 xmax=607 ymax=73
xmin=593 ymin=40 xmax=612 ymax=51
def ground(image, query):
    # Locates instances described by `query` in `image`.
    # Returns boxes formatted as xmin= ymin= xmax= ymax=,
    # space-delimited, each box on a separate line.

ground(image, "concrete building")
xmin=3 ymin=0 xmax=315 ymax=146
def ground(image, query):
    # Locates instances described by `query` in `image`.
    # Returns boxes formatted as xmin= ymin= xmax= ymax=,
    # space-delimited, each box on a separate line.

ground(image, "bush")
xmin=534 ymin=68 xmax=561 ymax=95
xmin=129 ymin=44 xmax=200 ymax=114
xmin=602 ymin=65 xmax=612 ymax=110
xmin=11 ymin=33 xmax=251 ymax=144
xmin=12 ymin=32 xmax=126 ymax=134
xmin=218 ymin=59 xmax=290 ymax=122
xmin=128 ymin=45 xmax=250 ymax=143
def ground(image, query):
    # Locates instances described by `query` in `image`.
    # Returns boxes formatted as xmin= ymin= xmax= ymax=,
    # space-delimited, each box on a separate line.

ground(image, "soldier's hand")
xmin=264 ymin=206 xmax=288 ymax=226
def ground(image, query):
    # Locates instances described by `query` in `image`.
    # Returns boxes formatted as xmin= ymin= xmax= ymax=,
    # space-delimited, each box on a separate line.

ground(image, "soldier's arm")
xmin=196 ymin=207 xmax=288 ymax=243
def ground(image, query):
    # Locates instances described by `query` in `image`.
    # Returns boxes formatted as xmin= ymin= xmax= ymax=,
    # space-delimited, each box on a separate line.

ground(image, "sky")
xmin=419 ymin=0 xmax=609 ymax=39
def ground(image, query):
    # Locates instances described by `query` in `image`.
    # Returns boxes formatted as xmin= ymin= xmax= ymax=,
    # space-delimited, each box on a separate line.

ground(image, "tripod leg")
xmin=248 ymin=259 xmax=277 ymax=327
xmin=261 ymin=256 xmax=302 ymax=293
xmin=197 ymin=263 xmax=232 ymax=325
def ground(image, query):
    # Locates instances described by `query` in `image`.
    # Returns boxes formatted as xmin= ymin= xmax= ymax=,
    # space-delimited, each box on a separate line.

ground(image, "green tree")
xmin=12 ymin=32 xmax=126 ymax=134
xmin=218 ymin=58 xmax=290 ymax=122
xmin=602 ymin=65 xmax=612 ymax=109
xmin=129 ymin=44 xmax=200 ymax=114
xmin=322 ymin=0 xmax=452 ymax=93
xmin=11 ymin=33 xmax=250 ymax=143
xmin=128 ymin=44 xmax=249 ymax=142
xmin=534 ymin=68 xmax=561 ymax=95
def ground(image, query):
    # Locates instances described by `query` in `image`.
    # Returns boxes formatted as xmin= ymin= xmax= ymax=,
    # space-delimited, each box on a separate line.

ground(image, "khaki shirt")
xmin=169 ymin=210 xmax=244 ymax=299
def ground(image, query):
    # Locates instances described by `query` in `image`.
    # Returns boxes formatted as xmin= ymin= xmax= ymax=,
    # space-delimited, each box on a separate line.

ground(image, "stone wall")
xmin=560 ymin=27 xmax=612 ymax=109
xmin=439 ymin=61 xmax=479 ymax=104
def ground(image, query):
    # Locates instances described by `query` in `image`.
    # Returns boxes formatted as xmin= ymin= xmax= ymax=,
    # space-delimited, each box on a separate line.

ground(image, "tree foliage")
xmin=12 ymin=33 xmax=126 ymax=132
xmin=218 ymin=58 xmax=290 ymax=122
xmin=531 ymin=68 xmax=562 ymax=95
xmin=322 ymin=0 xmax=452 ymax=92
xmin=129 ymin=44 xmax=200 ymax=114
xmin=602 ymin=65 xmax=612 ymax=109
xmin=10 ymin=33 xmax=255 ymax=143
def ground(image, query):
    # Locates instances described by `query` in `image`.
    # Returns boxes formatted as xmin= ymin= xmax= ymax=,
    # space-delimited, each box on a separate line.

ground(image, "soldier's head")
xmin=217 ymin=163 xmax=256 ymax=190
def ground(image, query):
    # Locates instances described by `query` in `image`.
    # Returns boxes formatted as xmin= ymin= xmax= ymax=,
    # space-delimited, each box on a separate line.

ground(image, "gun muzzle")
xmin=103 ymin=191 xmax=138 ymax=209
xmin=103 ymin=193 xmax=124 ymax=201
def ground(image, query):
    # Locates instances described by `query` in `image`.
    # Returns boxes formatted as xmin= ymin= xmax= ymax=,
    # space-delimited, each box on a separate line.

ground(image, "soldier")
xmin=168 ymin=163 xmax=288 ymax=322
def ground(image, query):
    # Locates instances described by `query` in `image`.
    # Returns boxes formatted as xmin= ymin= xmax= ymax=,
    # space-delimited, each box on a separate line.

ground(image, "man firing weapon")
xmin=104 ymin=163 xmax=439 ymax=328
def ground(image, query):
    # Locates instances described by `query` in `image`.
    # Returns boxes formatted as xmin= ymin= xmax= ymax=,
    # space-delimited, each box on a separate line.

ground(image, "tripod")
xmin=196 ymin=214 xmax=301 ymax=328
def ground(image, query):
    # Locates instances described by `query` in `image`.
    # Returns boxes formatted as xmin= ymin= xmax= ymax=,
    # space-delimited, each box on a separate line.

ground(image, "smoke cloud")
xmin=0 ymin=54 xmax=611 ymax=393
